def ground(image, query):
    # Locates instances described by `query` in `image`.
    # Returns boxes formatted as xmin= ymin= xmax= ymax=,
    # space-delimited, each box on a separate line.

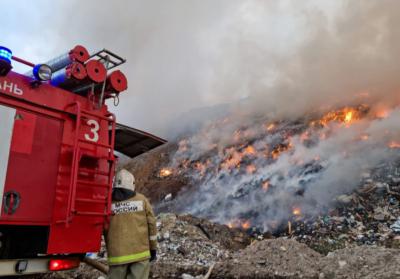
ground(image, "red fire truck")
xmin=0 ymin=45 xmax=165 ymax=276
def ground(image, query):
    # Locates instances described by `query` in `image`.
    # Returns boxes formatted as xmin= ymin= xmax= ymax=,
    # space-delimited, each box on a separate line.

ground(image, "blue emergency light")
xmin=0 ymin=46 xmax=12 ymax=63
xmin=0 ymin=46 xmax=13 ymax=76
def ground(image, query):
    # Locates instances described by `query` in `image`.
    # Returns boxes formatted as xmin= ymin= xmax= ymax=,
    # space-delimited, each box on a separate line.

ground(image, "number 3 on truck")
xmin=85 ymin=119 xmax=99 ymax=142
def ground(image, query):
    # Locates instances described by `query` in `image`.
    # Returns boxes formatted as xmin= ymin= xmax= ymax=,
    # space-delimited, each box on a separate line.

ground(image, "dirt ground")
xmin=32 ymin=239 xmax=400 ymax=279
xmin=212 ymin=238 xmax=400 ymax=279
xmin=32 ymin=220 xmax=400 ymax=279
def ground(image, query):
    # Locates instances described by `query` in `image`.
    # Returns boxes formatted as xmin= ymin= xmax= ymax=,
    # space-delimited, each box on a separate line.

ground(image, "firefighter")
xmin=106 ymin=169 xmax=157 ymax=279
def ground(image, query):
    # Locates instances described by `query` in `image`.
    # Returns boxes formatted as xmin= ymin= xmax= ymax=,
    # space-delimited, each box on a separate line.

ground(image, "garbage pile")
xmin=34 ymin=212 xmax=400 ymax=279
xmin=152 ymin=214 xmax=223 ymax=278
xmin=125 ymin=143 xmax=400 ymax=254
xmin=35 ymin=213 xmax=250 ymax=279
xmin=35 ymin=153 xmax=400 ymax=278
xmin=267 ymin=161 xmax=400 ymax=254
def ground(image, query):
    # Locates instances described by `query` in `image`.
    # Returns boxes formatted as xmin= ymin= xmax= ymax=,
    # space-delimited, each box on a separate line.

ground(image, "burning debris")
xmin=159 ymin=168 xmax=173 ymax=178
xmin=154 ymin=104 xmax=400 ymax=235
xmin=118 ymin=103 xmax=400 ymax=279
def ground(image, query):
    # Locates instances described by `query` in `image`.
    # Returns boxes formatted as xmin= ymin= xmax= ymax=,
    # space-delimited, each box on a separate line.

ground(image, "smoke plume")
xmin=8 ymin=1 xmax=400 ymax=137
xmin=9 ymin=1 xmax=400 ymax=229
xmin=166 ymin=106 xmax=400 ymax=230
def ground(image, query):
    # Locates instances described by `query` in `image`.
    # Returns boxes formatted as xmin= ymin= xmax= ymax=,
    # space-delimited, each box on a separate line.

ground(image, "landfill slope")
xmin=32 ymin=213 xmax=400 ymax=279
xmin=32 ymin=144 xmax=400 ymax=279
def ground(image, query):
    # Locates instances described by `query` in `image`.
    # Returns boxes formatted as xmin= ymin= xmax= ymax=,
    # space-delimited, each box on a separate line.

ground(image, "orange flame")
xmin=265 ymin=123 xmax=275 ymax=132
xmin=388 ymin=141 xmax=400 ymax=149
xmin=241 ymin=220 xmax=251 ymax=230
xmin=271 ymin=142 xmax=293 ymax=159
xmin=376 ymin=109 xmax=390 ymax=119
xmin=292 ymin=207 xmax=301 ymax=216
xmin=221 ymin=151 xmax=242 ymax=170
xmin=159 ymin=168 xmax=173 ymax=177
xmin=227 ymin=219 xmax=252 ymax=230
xmin=243 ymin=145 xmax=256 ymax=156
xmin=311 ymin=107 xmax=360 ymax=127
xmin=373 ymin=105 xmax=391 ymax=119
xmin=221 ymin=145 xmax=259 ymax=171
xmin=344 ymin=111 xmax=353 ymax=124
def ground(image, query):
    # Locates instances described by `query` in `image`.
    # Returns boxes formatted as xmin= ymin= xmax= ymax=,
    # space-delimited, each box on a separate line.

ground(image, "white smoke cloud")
xmin=168 ymin=108 xmax=400 ymax=230
xmin=0 ymin=1 xmax=339 ymax=136
xmin=5 ymin=1 xmax=400 ymax=138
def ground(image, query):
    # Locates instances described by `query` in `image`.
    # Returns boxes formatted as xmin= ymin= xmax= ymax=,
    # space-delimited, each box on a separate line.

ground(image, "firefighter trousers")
xmin=108 ymin=260 xmax=150 ymax=279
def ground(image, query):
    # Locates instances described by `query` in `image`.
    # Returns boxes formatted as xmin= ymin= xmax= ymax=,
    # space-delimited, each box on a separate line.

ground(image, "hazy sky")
xmin=2 ymin=1 xmax=343 ymax=138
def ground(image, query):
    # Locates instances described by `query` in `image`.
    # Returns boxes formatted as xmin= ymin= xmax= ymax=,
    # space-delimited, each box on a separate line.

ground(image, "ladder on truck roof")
xmin=58 ymin=102 xmax=116 ymax=225
xmin=90 ymin=49 xmax=126 ymax=71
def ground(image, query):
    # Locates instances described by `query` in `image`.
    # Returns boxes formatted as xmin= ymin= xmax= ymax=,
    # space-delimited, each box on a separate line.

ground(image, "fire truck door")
xmin=0 ymin=105 xmax=16 ymax=213
xmin=0 ymin=108 xmax=62 ymax=223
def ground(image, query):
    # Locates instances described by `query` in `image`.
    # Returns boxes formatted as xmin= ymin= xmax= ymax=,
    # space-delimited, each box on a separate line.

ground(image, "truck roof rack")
xmin=90 ymin=49 xmax=126 ymax=70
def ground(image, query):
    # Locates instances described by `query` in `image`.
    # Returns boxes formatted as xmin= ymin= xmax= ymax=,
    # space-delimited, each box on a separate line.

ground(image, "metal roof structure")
xmin=114 ymin=123 xmax=167 ymax=158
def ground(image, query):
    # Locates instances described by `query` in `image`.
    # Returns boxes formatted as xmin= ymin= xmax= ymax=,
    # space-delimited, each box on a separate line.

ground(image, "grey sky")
xmin=3 ymin=1 xmax=341 ymax=138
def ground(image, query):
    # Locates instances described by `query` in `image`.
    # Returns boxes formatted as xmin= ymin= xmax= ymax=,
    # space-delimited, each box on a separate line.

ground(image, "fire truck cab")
xmin=0 ymin=46 xmax=165 ymax=276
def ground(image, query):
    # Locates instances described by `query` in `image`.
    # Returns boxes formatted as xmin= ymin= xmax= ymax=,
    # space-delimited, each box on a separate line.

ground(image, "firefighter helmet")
xmin=114 ymin=169 xmax=135 ymax=192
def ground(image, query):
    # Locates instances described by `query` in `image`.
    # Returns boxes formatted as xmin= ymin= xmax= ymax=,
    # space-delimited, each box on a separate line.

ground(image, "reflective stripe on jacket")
xmin=106 ymin=193 xmax=157 ymax=265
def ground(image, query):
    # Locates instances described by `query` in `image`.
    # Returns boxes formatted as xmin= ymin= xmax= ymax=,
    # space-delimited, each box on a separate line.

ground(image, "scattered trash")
xmin=164 ymin=193 xmax=173 ymax=201
xmin=338 ymin=260 xmax=347 ymax=268
xmin=390 ymin=218 xmax=400 ymax=233
xmin=336 ymin=194 xmax=353 ymax=205
xmin=85 ymin=252 xmax=99 ymax=260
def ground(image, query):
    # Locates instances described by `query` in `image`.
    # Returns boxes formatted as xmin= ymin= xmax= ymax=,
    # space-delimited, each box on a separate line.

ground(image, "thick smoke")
xmin=205 ymin=0 xmax=400 ymax=127
xmin=168 ymin=109 xmax=400 ymax=231
xmin=40 ymin=0 xmax=242 ymax=136
xmin=56 ymin=0 xmax=400 ymax=229
xmin=7 ymin=1 xmax=400 ymax=137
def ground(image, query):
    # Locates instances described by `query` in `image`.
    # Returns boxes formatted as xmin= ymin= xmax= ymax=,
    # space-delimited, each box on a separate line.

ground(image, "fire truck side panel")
xmin=0 ymin=72 xmax=115 ymax=257
xmin=47 ymin=115 xmax=112 ymax=254
xmin=1 ymin=110 xmax=62 ymax=223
